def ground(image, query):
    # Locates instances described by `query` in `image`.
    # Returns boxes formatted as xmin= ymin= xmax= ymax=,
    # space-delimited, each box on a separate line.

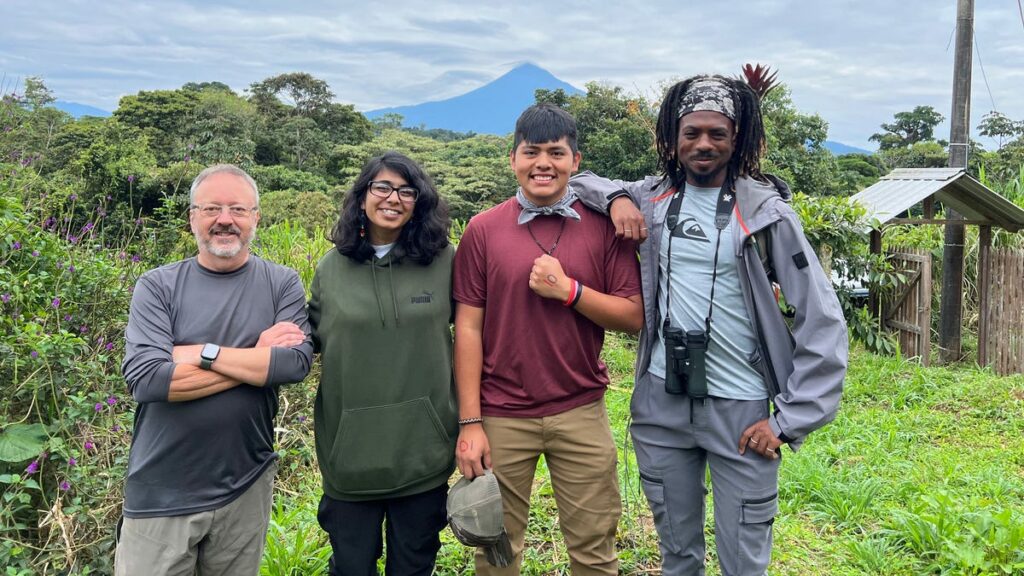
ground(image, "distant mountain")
xmin=51 ymin=101 xmax=111 ymax=118
xmin=365 ymin=63 xmax=583 ymax=135
xmin=824 ymin=140 xmax=872 ymax=156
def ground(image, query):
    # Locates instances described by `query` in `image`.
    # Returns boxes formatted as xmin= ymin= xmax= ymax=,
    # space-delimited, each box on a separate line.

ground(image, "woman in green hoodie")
xmin=309 ymin=151 xmax=457 ymax=576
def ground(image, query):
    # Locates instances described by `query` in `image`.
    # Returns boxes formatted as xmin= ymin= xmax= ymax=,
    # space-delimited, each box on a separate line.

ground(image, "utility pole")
xmin=939 ymin=0 xmax=973 ymax=363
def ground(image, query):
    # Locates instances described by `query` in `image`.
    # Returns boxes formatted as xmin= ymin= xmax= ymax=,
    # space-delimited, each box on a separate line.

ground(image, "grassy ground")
xmin=263 ymin=334 xmax=1024 ymax=575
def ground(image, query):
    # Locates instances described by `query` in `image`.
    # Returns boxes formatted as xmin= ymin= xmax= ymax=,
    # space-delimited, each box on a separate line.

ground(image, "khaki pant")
xmin=477 ymin=400 xmax=621 ymax=576
xmin=114 ymin=461 xmax=277 ymax=576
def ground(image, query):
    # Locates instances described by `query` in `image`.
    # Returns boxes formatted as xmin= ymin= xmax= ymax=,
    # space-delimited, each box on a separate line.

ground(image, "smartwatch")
xmin=199 ymin=343 xmax=220 ymax=370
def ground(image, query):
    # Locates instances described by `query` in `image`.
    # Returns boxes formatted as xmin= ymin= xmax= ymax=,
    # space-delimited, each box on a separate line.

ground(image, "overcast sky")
xmin=3 ymin=0 xmax=1022 ymax=149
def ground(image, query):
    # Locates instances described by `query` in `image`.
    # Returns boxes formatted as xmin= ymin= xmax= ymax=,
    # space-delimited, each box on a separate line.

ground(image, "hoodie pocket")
xmin=327 ymin=397 xmax=452 ymax=495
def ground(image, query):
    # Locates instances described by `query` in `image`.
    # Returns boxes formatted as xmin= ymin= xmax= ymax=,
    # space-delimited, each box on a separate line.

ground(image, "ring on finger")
xmin=749 ymin=438 xmax=759 ymax=445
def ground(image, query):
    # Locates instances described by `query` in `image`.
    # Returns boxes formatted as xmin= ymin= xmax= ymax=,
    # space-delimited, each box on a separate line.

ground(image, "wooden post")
xmin=977 ymin=225 xmax=991 ymax=367
xmin=869 ymin=229 xmax=883 ymax=318
xmin=923 ymin=197 xmax=935 ymax=219
xmin=939 ymin=0 xmax=974 ymax=363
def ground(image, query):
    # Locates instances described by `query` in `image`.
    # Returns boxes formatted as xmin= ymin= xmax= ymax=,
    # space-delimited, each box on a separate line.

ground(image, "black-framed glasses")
xmin=190 ymin=204 xmax=259 ymax=218
xmin=368 ymin=181 xmax=418 ymax=203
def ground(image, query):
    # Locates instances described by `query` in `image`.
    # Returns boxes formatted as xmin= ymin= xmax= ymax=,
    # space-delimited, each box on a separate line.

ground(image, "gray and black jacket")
xmin=571 ymin=171 xmax=847 ymax=450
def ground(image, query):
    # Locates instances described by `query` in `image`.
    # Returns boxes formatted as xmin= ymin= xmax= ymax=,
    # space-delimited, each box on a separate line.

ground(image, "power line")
xmin=1018 ymin=0 xmax=1024 ymax=30
xmin=974 ymin=34 xmax=997 ymax=114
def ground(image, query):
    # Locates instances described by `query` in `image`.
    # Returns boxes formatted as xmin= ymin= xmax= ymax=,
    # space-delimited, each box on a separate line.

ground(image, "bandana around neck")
xmin=677 ymin=77 xmax=736 ymax=121
xmin=516 ymin=187 xmax=581 ymax=225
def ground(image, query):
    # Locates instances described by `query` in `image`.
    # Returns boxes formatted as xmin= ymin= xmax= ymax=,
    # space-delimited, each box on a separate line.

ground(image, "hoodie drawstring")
xmin=370 ymin=253 xmax=400 ymax=328
xmin=388 ymin=258 xmax=400 ymax=326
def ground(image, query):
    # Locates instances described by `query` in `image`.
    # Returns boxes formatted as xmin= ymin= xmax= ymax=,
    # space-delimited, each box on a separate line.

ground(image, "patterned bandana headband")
xmin=676 ymin=76 xmax=736 ymax=121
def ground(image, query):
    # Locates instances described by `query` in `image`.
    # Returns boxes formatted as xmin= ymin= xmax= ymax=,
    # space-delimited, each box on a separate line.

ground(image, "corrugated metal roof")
xmin=850 ymin=168 xmax=1024 ymax=232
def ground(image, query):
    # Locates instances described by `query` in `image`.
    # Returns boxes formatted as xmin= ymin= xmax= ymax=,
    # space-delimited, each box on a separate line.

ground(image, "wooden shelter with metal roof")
xmin=850 ymin=167 xmax=1024 ymax=366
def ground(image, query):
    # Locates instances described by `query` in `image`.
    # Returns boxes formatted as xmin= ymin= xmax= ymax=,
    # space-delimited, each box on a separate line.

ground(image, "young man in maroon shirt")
xmin=452 ymin=103 xmax=643 ymax=575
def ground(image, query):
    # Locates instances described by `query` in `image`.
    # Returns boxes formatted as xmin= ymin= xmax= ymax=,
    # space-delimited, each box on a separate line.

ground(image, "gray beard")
xmin=199 ymin=230 xmax=254 ymax=259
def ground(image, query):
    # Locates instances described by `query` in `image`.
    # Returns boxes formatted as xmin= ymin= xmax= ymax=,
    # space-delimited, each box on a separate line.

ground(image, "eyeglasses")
xmin=190 ymin=204 xmax=259 ymax=218
xmin=368 ymin=181 xmax=418 ymax=203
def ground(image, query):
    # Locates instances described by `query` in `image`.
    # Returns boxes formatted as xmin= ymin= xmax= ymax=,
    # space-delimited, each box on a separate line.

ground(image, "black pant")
xmin=317 ymin=483 xmax=448 ymax=576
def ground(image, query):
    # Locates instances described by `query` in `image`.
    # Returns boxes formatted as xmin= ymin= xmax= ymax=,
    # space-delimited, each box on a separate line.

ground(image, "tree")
xmin=249 ymin=72 xmax=333 ymax=118
xmin=869 ymin=105 xmax=944 ymax=150
xmin=113 ymin=90 xmax=199 ymax=163
xmin=248 ymin=73 xmax=372 ymax=175
xmin=535 ymin=83 xmax=658 ymax=182
xmin=23 ymin=76 xmax=55 ymax=110
xmin=977 ymin=110 xmax=1023 ymax=150
xmin=760 ymin=86 xmax=842 ymax=196
xmin=181 ymin=81 xmax=234 ymax=94
xmin=184 ymin=89 xmax=258 ymax=166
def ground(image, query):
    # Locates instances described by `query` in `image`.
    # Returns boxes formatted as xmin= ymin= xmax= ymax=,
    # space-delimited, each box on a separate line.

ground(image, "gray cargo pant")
xmin=631 ymin=372 xmax=780 ymax=576
xmin=114 ymin=460 xmax=277 ymax=576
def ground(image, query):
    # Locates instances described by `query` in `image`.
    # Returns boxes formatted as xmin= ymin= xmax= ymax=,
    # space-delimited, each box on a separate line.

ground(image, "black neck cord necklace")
xmin=526 ymin=217 xmax=567 ymax=256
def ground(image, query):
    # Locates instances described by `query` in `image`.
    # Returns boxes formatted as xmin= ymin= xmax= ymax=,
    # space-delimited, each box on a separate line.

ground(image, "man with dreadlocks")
xmin=571 ymin=74 xmax=847 ymax=575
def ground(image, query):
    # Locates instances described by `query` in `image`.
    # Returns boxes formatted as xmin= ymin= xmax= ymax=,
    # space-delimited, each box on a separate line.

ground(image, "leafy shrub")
xmin=791 ymin=193 xmax=899 ymax=354
xmin=248 ymin=164 xmax=330 ymax=194
xmin=259 ymin=190 xmax=337 ymax=234
xmin=0 ymin=192 xmax=138 ymax=573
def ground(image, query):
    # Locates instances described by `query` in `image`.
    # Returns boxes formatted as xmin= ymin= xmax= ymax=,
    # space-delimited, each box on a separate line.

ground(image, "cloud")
xmin=1 ymin=0 xmax=1021 ymax=149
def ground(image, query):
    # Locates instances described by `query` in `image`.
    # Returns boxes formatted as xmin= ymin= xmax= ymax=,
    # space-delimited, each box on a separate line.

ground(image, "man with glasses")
xmin=116 ymin=164 xmax=313 ymax=576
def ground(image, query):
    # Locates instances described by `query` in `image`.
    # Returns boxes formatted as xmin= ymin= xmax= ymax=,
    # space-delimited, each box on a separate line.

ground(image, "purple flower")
xmin=84 ymin=441 xmax=95 ymax=451
xmin=1 ymin=294 xmax=9 ymax=303
xmin=82 ymin=222 xmax=94 ymax=233
xmin=135 ymin=218 xmax=143 ymax=226
xmin=59 ymin=480 xmax=70 ymax=491
xmin=118 ymin=251 xmax=127 ymax=260
xmin=131 ymin=255 xmax=140 ymax=263
xmin=30 ymin=351 xmax=38 ymax=359
xmin=79 ymin=325 xmax=88 ymax=333
xmin=297 ymin=415 xmax=307 ymax=423
xmin=31 ymin=250 xmax=39 ymax=257
xmin=94 ymin=402 xmax=103 ymax=412
xmin=69 ymin=194 xmax=77 ymax=201
xmin=67 ymin=457 xmax=77 ymax=467
xmin=25 ymin=460 xmax=39 ymax=474
xmin=106 ymin=396 xmax=117 ymax=406
xmin=63 ymin=314 xmax=72 ymax=321
xmin=68 ymin=236 xmax=79 ymax=245
xmin=44 ymin=217 xmax=55 ymax=228
xmin=111 ymin=424 xmax=121 ymax=433
xmin=12 ymin=241 xmax=20 ymax=249
xmin=127 ymin=174 xmax=136 ymax=183
xmin=184 ymin=155 xmax=191 ymax=162
xmin=67 ymin=265 xmax=75 ymax=273
xmin=52 ymin=298 xmax=60 ymax=308
xmin=105 ymin=342 xmax=115 ymax=351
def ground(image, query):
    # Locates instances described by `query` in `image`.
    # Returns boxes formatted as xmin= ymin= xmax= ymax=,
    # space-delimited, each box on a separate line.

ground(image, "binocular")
xmin=663 ymin=324 xmax=709 ymax=397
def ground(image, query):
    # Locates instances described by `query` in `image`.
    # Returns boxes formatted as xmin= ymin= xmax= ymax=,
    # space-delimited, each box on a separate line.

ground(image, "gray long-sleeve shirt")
xmin=121 ymin=255 xmax=313 ymax=518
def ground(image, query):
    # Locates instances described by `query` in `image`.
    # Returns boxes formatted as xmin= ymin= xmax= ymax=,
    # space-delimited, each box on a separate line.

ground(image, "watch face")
xmin=201 ymin=343 xmax=220 ymax=360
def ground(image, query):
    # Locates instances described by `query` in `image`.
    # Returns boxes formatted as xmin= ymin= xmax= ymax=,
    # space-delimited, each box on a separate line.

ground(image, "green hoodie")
xmin=309 ymin=244 xmax=456 ymax=501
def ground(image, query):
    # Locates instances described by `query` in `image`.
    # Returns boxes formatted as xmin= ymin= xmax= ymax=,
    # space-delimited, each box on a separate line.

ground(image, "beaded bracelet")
xmin=458 ymin=417 xmax=483 ymax=426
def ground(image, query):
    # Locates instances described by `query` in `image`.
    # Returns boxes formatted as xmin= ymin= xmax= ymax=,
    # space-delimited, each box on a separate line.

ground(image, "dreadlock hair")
xmin=655 ymin=75 xmax=767 ymax=189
